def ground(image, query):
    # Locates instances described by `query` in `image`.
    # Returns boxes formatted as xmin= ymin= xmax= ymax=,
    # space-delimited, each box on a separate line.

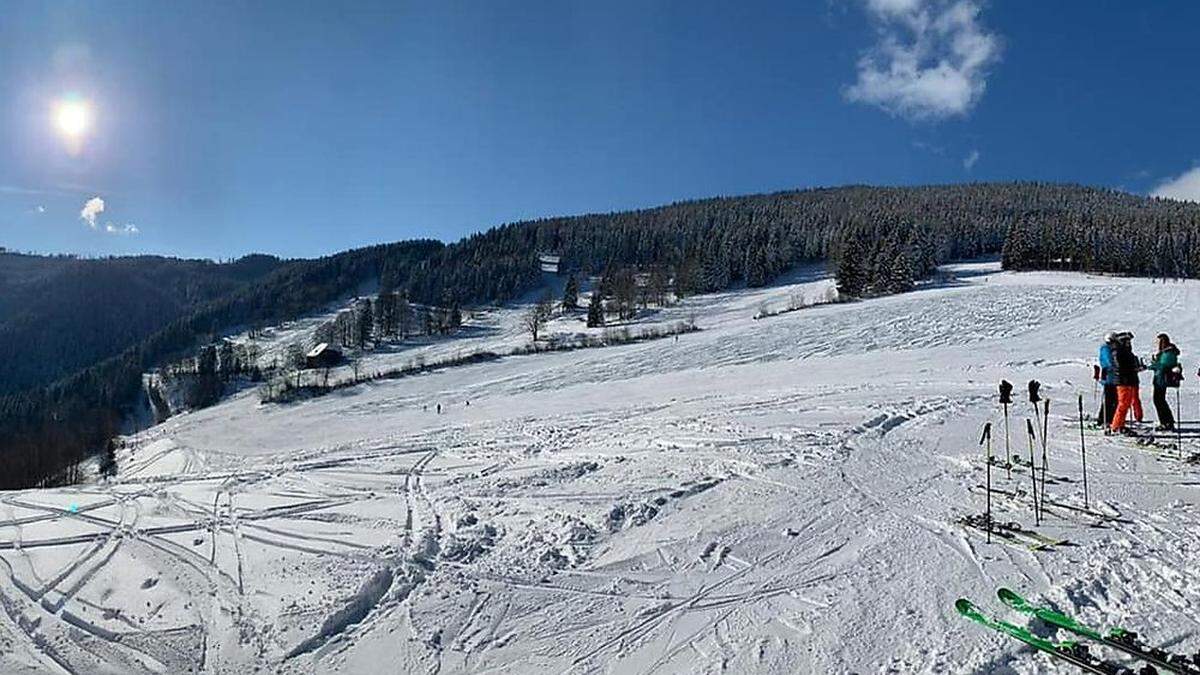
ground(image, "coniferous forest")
xmin=3 ymin=182 xmax=1200 ymax=488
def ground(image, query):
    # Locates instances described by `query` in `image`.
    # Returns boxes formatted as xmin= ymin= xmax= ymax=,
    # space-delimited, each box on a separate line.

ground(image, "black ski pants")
xmin=1097 ymin=384 xmax=1118 ymax=427
xmin=1153 ymin=383 xmax=1176 ymax=430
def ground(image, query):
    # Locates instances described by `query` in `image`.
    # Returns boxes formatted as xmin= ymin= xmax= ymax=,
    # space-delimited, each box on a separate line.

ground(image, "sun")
xmin=54 ymin=99 xmax=91 ymax=139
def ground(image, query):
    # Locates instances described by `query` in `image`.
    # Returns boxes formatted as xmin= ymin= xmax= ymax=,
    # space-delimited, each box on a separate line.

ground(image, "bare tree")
xmin=523 ymin=293 xmax=554 ymax=342
xmin=285 ymin=342 xmax=305 ymax=388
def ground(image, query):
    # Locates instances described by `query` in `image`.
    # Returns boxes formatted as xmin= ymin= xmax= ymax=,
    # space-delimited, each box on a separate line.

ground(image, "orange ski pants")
xmin=1110 ymin=385 xmax=1143 ymax=432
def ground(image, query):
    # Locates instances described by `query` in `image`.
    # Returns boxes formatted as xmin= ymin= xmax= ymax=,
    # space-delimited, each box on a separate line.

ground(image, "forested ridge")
xmin=0 ymin=252 xmax=286 ymax=395
xmin=3 ymin=181 xmax=1199 ymax=489
xmin=0 ymin=241 xmax=441 ymax=488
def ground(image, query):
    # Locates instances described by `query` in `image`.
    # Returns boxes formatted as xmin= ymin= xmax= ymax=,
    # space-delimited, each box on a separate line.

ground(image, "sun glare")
xmin=54 ymin=99 xmax=91 ymax=139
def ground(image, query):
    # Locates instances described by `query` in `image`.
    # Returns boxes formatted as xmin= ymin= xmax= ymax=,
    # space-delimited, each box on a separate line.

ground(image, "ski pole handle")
xmin=979 ymin=422 xmax=992 ymax=445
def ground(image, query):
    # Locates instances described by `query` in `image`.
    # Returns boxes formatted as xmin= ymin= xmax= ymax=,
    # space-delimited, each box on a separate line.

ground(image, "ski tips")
xmin=997 ymin=587 xmax=1020 ymax=603
xmin=997 ymin=587 xmax=1032 ymax=611
xmin=955 ymin=598 xmax=976 ymax=614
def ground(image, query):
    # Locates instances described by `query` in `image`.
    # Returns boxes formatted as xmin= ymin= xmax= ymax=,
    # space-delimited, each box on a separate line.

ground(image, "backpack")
xmin=1166 ymin=364 xmax=1183 ymax=388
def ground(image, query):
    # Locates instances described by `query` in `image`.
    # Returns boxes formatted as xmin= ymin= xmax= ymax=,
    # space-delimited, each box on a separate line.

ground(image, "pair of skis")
xmin=1069 ymin=419 xmax=1200 ymax=464
xmin=957 ymin=513 xmax=1069 ymax=551
xmin=968 ymin=484 xmax=1129 ymax=526
xmin=959 ymin=587 xmax=1200 ymax=674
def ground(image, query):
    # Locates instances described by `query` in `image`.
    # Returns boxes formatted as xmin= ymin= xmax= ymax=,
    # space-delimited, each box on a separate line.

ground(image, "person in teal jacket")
xmin=1149 ymin=333 xmax=1180 ymax=431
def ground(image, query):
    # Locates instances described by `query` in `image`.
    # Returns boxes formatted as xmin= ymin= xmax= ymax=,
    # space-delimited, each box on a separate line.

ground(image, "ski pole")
xmin=1003 ymin=403 xmax=1011 ymax=478
xmin=1028 ymin=380 xmax=1043 ymax=446
xmin=1100 ymin=367 xmax=1108 ymax=429
xmin=1040 ymin=398 xmax=1050 ymax=517
xmin=980 ymin=422 xmax=993 ymax=543
xmin=1029 ymin=381 xmax=1044 ymax=515
xmin=999 ymin=380 xmax=1014 ymax=478
xmin=1032 ymin=393 xmax=1041 ymax=514
xmin=1025 ymin=418 xmax=1041 ymax=524
xmin=1092 ymin=364 xmax=1099 ymax=417
xmin=1077 ymin=394 xmax=1089 ymax=509
xmin=1177 ymin=386 xmax=1183 ymax=460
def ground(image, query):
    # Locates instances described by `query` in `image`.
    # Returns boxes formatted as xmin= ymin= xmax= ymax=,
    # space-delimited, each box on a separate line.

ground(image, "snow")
xmin=3 ymin=261 xmax=1200 ymax=673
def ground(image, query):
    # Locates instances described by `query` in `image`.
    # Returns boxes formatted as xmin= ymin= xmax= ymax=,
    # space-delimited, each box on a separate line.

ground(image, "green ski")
xmin=998 ymin=588 xmax=1200 ymax=675
xmin=956 ymin=598 xmax=1136 ymax=674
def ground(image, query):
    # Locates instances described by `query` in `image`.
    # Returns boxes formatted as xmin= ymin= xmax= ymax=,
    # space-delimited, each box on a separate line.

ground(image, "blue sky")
xmin=1 ymin=1 xmax=1198 ymax=260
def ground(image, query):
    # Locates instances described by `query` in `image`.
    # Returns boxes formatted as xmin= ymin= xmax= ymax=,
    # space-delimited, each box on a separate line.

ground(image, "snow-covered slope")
xmin=3 ymin=262 xmax=1199 ymax=674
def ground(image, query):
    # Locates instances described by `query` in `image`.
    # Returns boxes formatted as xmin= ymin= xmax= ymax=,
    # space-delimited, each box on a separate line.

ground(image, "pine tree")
xmin=674 ymin=256 xmax=699 ymax=298
xmin=835 ymin=232 xmax=867 ymax=298
xmin=885 ymin=248 xmax=914 ymax=294
xmin=562 ymin=274 xmax=579 ymax=310
xmin=587 ymin=290 xmax=604 ymax=327
xmin=99 ymin=439 xmax=117 ymax=479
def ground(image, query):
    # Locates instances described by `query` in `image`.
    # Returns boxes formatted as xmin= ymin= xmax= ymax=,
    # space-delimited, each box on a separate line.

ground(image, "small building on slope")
xmin=305 ymin=343 xmax=342 ymax=369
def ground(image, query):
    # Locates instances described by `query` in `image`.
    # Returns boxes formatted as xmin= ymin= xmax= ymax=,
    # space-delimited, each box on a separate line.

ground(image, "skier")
xmin=1109 ymin=332 xmax=1143 ymax=434
xmin=436 ymin=403 xmax=442 ymax=414
xmin=1148 ymin=332 xmax=1180 ymax=431
xmin=1096 ymin=332 xmax=1120 ymax=427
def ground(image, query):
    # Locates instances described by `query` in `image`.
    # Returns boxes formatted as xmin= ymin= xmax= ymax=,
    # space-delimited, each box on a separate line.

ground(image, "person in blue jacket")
xmin=1096 ymin=332 xmax=1120 ymax=427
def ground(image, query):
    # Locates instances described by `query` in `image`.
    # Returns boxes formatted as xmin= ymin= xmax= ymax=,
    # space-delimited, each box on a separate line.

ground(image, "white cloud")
xmin=79 ymin=196 xmax=139 ymax=235
xmin=1151 ymin=167 xmax=1200 ymax=203
xmin=845 ymin=0 xmax=1001 ymax=121
xmin=80 ymin=196 xmax=105 ymax=229
xmin=104 ymin=222 xmax=140 ymax=236
xmin=963 ymin=148 xmax=980 ymax=170
xmin=35 ymin=205 xmax=45 ymax=213
xmin=867 ymin=0 xmax=922 ymax=16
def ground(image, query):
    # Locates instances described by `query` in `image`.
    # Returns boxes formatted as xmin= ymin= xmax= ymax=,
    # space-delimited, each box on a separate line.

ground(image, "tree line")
xmin=5 ymin=182 xmax=1200 ymax=488
xmin=1001 ymin=195 xmax=1200 ymax=278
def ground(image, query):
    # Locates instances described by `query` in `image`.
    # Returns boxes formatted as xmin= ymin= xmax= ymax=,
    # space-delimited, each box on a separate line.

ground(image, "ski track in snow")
xmin=1 ymin=262 xmax=1198 ymax=674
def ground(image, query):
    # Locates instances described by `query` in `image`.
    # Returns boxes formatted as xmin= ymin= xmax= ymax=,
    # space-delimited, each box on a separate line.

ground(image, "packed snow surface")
xmin=2 ymin=262 xmax=1199 ymax=674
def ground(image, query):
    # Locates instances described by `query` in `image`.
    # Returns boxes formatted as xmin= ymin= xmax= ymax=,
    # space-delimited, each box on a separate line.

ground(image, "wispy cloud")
xmin=963 ymin=148 xmax=980 ymax=170
xmin=105 ymin=222 xmax=140 ymax=236
xmin=1151 ymin=166 xmax=1200 ymax=203
xmin=845 ymin=0 xmax=1001 ymax=121
xmin=35 ymin=205 xmax=45 ymax=213
xmin=80 ymin=196 xmax=105 ymax=229
xmin=2 ymin=185 xmax=53 ymax=197
xmin=911 ymin=139 xmax=945 ymax=155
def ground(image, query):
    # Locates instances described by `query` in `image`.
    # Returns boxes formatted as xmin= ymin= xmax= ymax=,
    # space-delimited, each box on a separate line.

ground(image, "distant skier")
xmin=1097 ymin=333 xmax=1119 ymax=427
xmin=1109 ymin=332 xmax=1144 ymax=434
xmin=436 ymin=403 xmax=442 ymax=414
xmin=1148 ymin=333 xmax=1180 ymax=431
